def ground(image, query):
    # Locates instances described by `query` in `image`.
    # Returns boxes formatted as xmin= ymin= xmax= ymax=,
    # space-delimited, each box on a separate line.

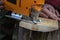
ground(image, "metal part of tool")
xmin=30 ymin=8 xmax=41 ymax=24
xmin=11 ymin=12 xmax=23 ymax=20
xmin=5 ymin=12 xmax=23 ymax=20
xmin=33 ymin=19 xmax=41 ymax=24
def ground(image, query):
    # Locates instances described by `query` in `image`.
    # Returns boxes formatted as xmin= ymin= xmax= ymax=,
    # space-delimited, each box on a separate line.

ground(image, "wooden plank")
xmin=19 ymin=17 xmax=58 ymax=32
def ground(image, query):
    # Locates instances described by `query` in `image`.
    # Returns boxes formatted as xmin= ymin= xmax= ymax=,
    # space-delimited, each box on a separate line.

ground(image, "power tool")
xmin=3 ymin=0 xmax=58 ymax=32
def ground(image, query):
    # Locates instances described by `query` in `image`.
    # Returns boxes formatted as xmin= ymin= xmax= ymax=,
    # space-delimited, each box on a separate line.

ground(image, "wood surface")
xmin=19 ymin=17 xmax=58 ymax=32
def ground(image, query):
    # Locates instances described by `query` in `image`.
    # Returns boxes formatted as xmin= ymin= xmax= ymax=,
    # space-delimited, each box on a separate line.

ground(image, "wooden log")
xmin=17 ymin=21 xmax=60 ymax=40
xmin=17 ymin=28 xmax=59 ymax=40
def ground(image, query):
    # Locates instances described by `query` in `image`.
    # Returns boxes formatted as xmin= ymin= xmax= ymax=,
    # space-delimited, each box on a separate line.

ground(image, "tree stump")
xmin=17 ymin=22 xmax=60 ymax=40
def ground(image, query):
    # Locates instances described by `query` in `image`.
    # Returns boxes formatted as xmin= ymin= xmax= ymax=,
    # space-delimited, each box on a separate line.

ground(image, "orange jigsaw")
xmin=4 ymin=0 xmax=45 ymax=16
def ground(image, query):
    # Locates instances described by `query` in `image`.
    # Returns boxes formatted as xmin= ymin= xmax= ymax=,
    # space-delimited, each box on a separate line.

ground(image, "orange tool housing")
xmin=4 ymin=0 xmax=45 ymax=16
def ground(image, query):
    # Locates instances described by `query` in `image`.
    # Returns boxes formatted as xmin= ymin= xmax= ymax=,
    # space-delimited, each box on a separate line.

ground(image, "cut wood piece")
xmin=19 ymin=17 xmax=58 ymax=32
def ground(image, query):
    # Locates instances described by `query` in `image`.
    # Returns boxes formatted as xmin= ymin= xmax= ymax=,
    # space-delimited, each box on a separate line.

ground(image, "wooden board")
xmin=19 ymin=17 xmax=58 ymax=32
